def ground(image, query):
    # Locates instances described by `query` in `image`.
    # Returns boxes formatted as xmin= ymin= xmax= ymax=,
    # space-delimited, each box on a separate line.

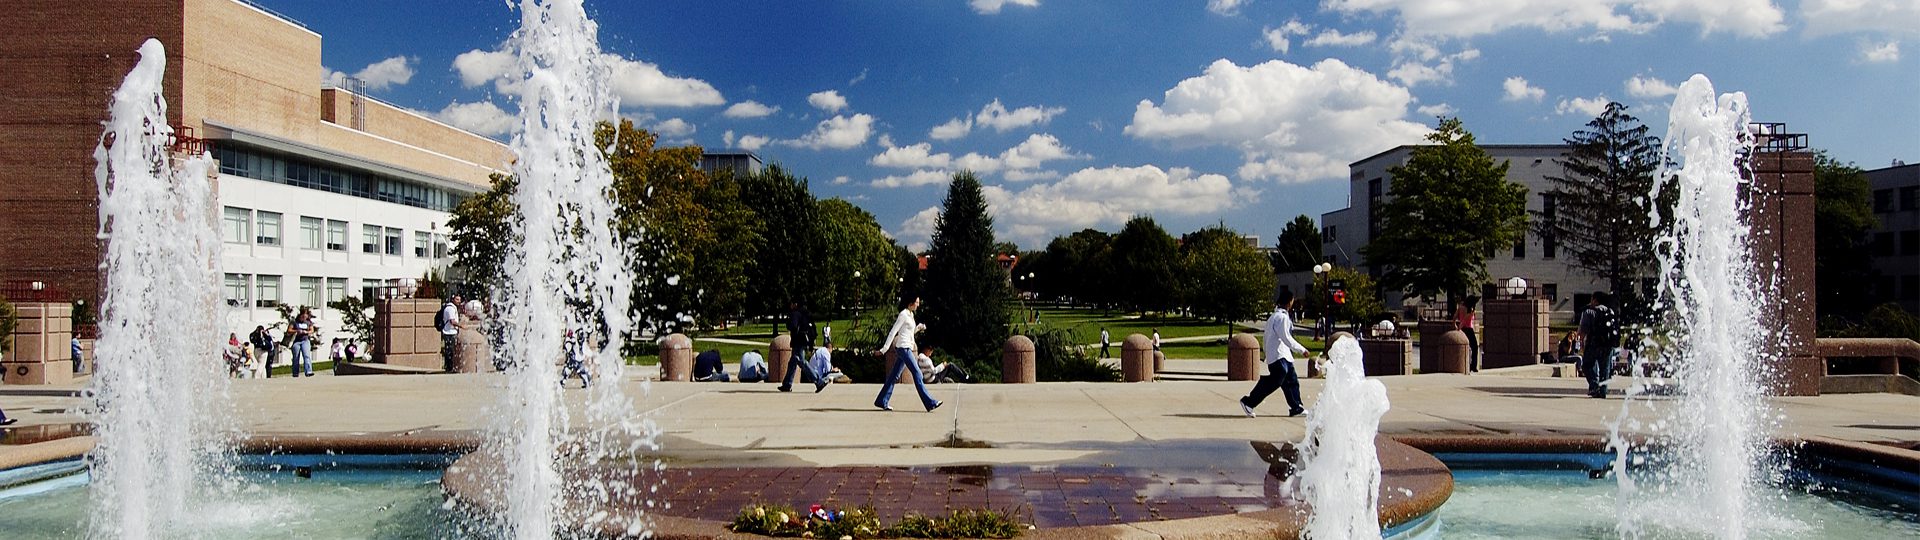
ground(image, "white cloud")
xmin=871 ymin=143 xmax=953 ymax=169
xmin=1262 ymin=19 xmax=1313 ymax=53
xmin=807 ymin=90 xmax=849 ymax=112
xmin=930 ymin=117 xmax=973 ymax=140
xmin=737 ymin=134 xmax=772 ymax=151
xmin=1556 ymin=95 xmax=1612 ymax=116
xmin=1624 ymin=74 xmax=1678 ymax=99
xmin=1305 ymin=29 xmax=1378 ymax=47
xmin=1124 ymin=58 xmax=1430 ymax=184
xmin=652 ymin=118 xmax=696 ymax=138
xmin=432 ymin=101 xmax=515 ymax=137
xmin=975 ymin=99 xmax=1066 ymax=132
xmin=848 ymin=69 xmax=869 ymax=86
xmin=1416 ymin=103 xmax=1457 ymax=117
xmin=1323 ymin=0 xmax=1785 ymax=39
xmin=1386 ymin=45 xmax=1479 ymax=86
xmin=723 ymin=100 xmax=779 ymax=118
xmin=832 ymin=176 xmax=852 ymax=185
xmin=872 ymin=170 xmax=953 ymax=189
xmin=782 ymin=114 xmax=875 ymax=150
xmin=1502 ymin=76 xmax=1546 ymax=102
xmin=891 ymin=164 xmax=1249 ymax=248
xmin=1859 ymin=40 xmax=1902 ymax=63
xmin=1803 ymin=0 xmax=1920 ymax=37
xmin=869 ymin=134 xmax=1082 ymax=182
xmin=351 ymin=56 xmax=415 ymax=90
xmin=1208 ymin=0 xmax=1250 ymax=16
xmin=897 ymin=207 xmax=941 ymax=252
xmin=970 ymin=0 xmax=1039 ymax=14
xmin=452 ymin=47 xmax=722 ymax=108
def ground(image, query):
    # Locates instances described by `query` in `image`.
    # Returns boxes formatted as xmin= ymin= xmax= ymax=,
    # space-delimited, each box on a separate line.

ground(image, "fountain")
xmin=86 ymin=38 xmax=233 ymax=539
xmin=1609 ymin=74 xmax=1779 ymax=539
xmin=482 ymin=0 xmax=655 ymax=537
xmin=1295 ymin=336 xmax=1392 ymax=539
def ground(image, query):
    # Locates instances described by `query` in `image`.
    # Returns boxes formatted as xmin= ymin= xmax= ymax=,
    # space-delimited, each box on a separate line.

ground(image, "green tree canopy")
xmin=1271 ymin=214 xmax=1320 ymax=274
xmin=601 ymin=120 xmax=758 ymax=334
xmin=817 ymin=198 xmax=900 ymax=316
xmin=919 ymin=171 xmax=1013 ymax=374
xmin=739 ymin=165 xmax=828 ymax=320
xmin=1110 ymin=216 xmax=1181 ymax=313
xmin=1365 ymin=117 xmax=1529 ymax=304
xmin=1179 ymin=226 xmax=1276 ymax=323
xmin=1302 ymin=265 xmax=1386 ymax=326
xmin=1035 ymin=229 xmax=1114 ymax=308
xmin=1812 ymin=151 xmax=1879 ymax=323
xmin=447 ymin=173 xmax=519 ymax=299
xmin=1536 ymin=102 xmax=1669 ymax=302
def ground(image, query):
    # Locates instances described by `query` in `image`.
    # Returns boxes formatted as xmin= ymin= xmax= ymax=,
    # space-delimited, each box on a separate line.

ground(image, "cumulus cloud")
xmin=782 ymin=114 xmax=875 ymax=150
xmin=871 ymin=170 xmax=953 ymax=189
xmin=1502 ymin=77 xmax=1546 ymax=102
xmin=652 ymin=118 xmax=696 ymax=138
xmin=1803 ymin=0 xmax=1920 ymax=37
xmin=1323 ymin=0 xmax=1785 ymax=40
xmin=1262 ymin=19 xmax=1313 ymax=53
xmin=807 ymin=90 xmax=849 ymax=112
xmin=929 ymin=117 xmax=972 ymax=140
xmin=737 ymin=134 xmax=772 ymax=151
xmin=1124 ymin=58 xmax=1430 ymax=184
xmin=1305 ymin=29 xmax=1378 ymax=47
xmin=1624 ymin=74 xmax=1678 ymax=99
xmin=970 ymin=0 xmax=1039 ymax=15
xmin=1859 ymin=40 xmax=1901 ymax=63
xmin=433 ymin=101 xmax=515 ymax=137
xmin=1386 ymin=44 xmax=1479 ymax=86
xmin=453 ymin=47 xmax=723 ymax=108
xmin=723 ymin=100 xmax=779 ymax=118
xmin=1556 ymin=95 xmax=1612 ymax=116
xmin=869 ymin=134 xmax=1082 ymax=183
xmin=1208 ymin=0 xmax=1250 ymax=16
xmin=1416 ymin=103 xmax=1457 ymax=117
xmin=356 ymin=56 xmax=416 ymax=89
xmin=891 ymin=164 xmax=1249 ymax=248
xmin=927 ymin=100 xmax=1067 ymax=140
xmin=832 ymin=176 xmax=852 ymax=185
xmin=871 ymin=143 xmax=952 ymax=169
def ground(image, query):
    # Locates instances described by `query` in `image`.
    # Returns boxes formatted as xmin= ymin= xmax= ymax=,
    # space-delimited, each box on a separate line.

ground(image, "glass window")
xmin=223 ymin=207 xmax=250 ymax=244
xmin=326 ymin=278 xmax=348 ymax=304
xmin=1542 ymin=283 xmax=1558 ymax=303
xmin=224 ymin=274 xmax=249 ymax=307
xmin=361 ymin=279 xmax=381 ymax=302
xmin=434 ymin=234 xmax=449 ymax=259
xmin=1902 ymin=230 xmax=1919 ymax=256
xmin=384 ymin=227 xmax=403 ymax=256
xmin=1513 ymin=234 xmax=1526 ymax=259
xmin=363 ymin=225 xmax=381 ymax=254
xmin=1902 ymin=186 xmax=1919 ymax=211
xmin=415 ymin=231 xmax=431 ymax=258
xmin=1875 ymin=189 xmax=1896 ymax=213
xmin=255 ymin=275 xmax=281 ymax=308
xmin=300 ymin=217 xmax=323 ymax=250
xmin=1874 ymin=232 xmax=1896 ymax=256
xmin=299 ymin=276 xmax=322 ymax=308
xmin=255 ymin=211 xmax=281 ymax=246
xmin=326 ymin=220 xmax=348 ymax=251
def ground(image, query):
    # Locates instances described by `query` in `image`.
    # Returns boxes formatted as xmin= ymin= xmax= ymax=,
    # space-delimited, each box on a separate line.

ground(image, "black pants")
xmin=1464 ymin=328 xmax=1480 ymax=371
xmin=778 ymin=347 xmax=824 ymax=390
xmin=1241 ymin=359 xmax=1303 ymax=413
xmin=441 ymin=333 xmax=460 ymax=372
xmin=1583 ymin=347 xmax=1615 ymax=397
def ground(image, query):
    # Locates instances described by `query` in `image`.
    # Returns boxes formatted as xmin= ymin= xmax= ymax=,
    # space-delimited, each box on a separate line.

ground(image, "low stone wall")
xmin=374 ymin=298 xmax=445 ymax=370
xmin=3 ymin=302 xmax=75 ymax=385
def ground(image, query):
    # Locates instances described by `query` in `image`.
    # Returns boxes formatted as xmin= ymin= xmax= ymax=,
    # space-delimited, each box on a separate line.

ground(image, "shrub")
xmin=0 ymin=297 xmax=14 ymax=355
xmin=1027 ymin=327 xmax=1118 ymax=382
xmin=729 ymin=503 xmax=1023 ymax=539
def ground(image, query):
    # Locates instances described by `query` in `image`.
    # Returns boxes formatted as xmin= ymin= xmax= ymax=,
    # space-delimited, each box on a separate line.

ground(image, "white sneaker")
xmin=1241 ymin=402 xmax=1256 ymax=418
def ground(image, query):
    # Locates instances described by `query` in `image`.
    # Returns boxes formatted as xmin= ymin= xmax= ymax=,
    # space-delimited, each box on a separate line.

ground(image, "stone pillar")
xmin=374 ymin=298 xmax=443 ymax=370
xmin=1153 ymin=350 xmax=1165 ymax=373
xmin=1748 ymin=147 xmax=1821 ymax=395
xmin=1481 ymin=296 xmax=1549 ymax=369
xmin=1121 ymin=334 xmax=1154 ymax=382
xmin=1002 ymin=335 xmax=1036 ymax=383
xmin=659 ymin=334 xmax=693 ymax=382
xmin=3 ymin=302 xmax=74 ymax=385
xmin=768 ymin=334 xmax=792 ymax=384
xmin=1422 ymin=330 xmax=1470 ymax=374
xmin=882 ymin=348 xmax=916 ymax=384
xmin=454 ymin=325 xmax=490 ymax=373
xmin=1227 ymin=334 xmax=1260 ymax=381
xmin=1359 ymin=337 xmax=1413 ymax=376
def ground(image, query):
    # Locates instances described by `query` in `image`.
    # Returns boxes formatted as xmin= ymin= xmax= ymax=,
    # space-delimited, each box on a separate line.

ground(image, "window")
xmin=1541 ymin=194 xmax=1558 ymax=259
xmin=434 ymin=234 xmax=449 ymax=259
xmin=1904 ymin=186 xmax=1920 ymax=211
xmin=326 ymin=220 xmax=348 ymax=251
xmin=299 ymin=276 xmax=322 ymax=308
xmin=384 ymin=227 xmax=403 ymax=256
xmin=1513 ymin=234 xmax=1527 ymax=259
xmin=415 ymin=231 xmax=431 ymax=258
xmin=361 ymin=279 xmax=381 ymax=303
xmin=211 ymin=143 xmax=460 ymax=212
xmin=1874 ymin=232 xmax=1896 ymax=256
xmin=300 ymin=217 xmax=323 ymax=250
xmin=363 ymin=225 xmax=381 ymax=254
xmin=255 ymin=275 xmax=281 ymax=308
xmin=1902 ymin=230 xmax=1919 ymax=256
xmin=223 ymin=207 xmax=250 ymax=244
xmin=224 ymin=274 xmax=249 ymax=307
xmin=255 ymin=211 xmax=281 ymax=246
xmin=1875 ymin=189 xmax=1896 ymax=213
xmin=1542 ymin=283 xmax=1558 ymax=303
xmin=326 ymin=278 xmax=348 ymax=304
xmin=1368 ymin=178 xmax=1383 ymax=199
xmin=1323 ymin=226 xmax=1337 ymax=243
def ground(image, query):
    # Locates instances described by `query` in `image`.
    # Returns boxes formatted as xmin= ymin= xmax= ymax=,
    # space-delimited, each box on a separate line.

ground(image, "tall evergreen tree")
xmin=1535 ymin=102 xmax=1668 ymax=302
xmin=1111 ymin=216 xmax=1181 ymax=313
xmin=1270 ymin=214 xmax=1320 ymax=273
xmin=1366 ymin=118 xmax=1529 ymax=303
xmin=919 ymin=172 xmax=1013 ymax=375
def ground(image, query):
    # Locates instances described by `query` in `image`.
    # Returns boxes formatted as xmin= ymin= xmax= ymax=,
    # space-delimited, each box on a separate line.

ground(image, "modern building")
xmin=697 ymin=150 xmax=764 ymax=178
xmin=1866 ymin=162 xmax=1920 ymax=313
xmin=0 ymin=0 xmax=512 ymax=337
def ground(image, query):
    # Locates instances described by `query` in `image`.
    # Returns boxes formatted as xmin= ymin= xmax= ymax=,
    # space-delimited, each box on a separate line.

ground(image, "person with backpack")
xmin=777 ymin=301 xmax=829 ymax=393
xmin=1579 ymin=291 xmax=1619 ymax=398
xmin=436 ymin=295 xmax=465 ymax=373
xmin=249 ymin=325 xmax=276 ymax=378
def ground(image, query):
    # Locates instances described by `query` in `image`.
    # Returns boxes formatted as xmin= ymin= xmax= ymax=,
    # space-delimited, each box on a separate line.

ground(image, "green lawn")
xmin=1157 ymin=334 xmax=1329 ymax=360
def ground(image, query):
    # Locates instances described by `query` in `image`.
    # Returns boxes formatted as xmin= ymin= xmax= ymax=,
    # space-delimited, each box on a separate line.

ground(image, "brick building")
xmin=0 ymin=0 xmax=512 ymax=337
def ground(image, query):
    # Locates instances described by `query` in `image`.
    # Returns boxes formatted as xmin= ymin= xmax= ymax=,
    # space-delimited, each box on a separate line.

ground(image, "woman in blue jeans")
xmin=874 ymin=297 xmax=941 ymax=412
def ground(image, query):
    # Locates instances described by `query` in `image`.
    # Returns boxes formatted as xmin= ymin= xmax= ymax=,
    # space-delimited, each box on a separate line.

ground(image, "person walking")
xmin=289 ymin=308 xmax=316 ymax=377
xmin=560 ymin=329 xmax=592 ymax=388
xmin=1455 ymin=296 xmax=1481 ymax=372
xmin=70 ymin=336 xmax=82 ymax=374
xmin=1099 ymin=327 xmax=1111 ymax=359
xmin=778 ymin=302 xmax=830 ymax=393
xmin=1240 ymin=290 xmax=1311 ymax=417
xmin=437 ymin=295 xmax=465 ymax=373
xmin=821 ymin=324 xmax=833 ymax=349
xmin=0 ymin=405 xmax=16 ymax=426
xmin=1580 ymin=292 xmax=1619 ymax=398
xmin=874 ymin=297 xmax=940 ymax=412
xmin=250 ymin=325 xmax=276 ymax=378
xmin=1151 ymin=328 xmax=1162 ymax=352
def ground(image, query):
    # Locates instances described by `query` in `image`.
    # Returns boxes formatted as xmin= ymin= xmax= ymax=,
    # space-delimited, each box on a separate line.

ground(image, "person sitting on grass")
xmin=694 ymin=349 xmax=730 ymax=382
xmin=914 ymin=344 xmax=974 ymax=384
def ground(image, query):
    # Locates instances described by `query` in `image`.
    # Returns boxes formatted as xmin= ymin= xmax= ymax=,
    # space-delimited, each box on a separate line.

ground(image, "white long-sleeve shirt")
xmin=885 ymin=309 xmax=919 ymax=350
xmin=1264 ymin=308 xmax=1308 ymax=365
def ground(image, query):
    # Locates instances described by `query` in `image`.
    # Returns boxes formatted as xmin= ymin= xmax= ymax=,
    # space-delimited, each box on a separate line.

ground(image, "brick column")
xmin=3 ymin=302 xmax=74 ymax=385
xmin=1748 ymin=149 xmax=1821 ymax=395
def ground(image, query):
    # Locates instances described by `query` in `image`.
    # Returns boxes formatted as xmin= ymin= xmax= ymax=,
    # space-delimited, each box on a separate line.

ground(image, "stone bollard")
xmin=1121 ymin=334 xmax=1154 ymax=382
xmin=454 ymin=326 xmax=491 ymax=373
xmin=1153 ymin=350 xmax=1165 ymax=373
xmin=659 ymin=334 xmax=693 ymax=381
xmin=768 ymin=334 xmax=792 ymax=384
xmin=1359 ymin=336 xmax=1414 ymax=376
xmin=1421 ymin=330 xmax=1471 ymax=374
xmin=1226 ymin=333 xmax=1260 ymax=381
xmin=883 ymin=348 xmax=916 ymax=384
xmin=1002 ymin=335 xmax=1036 ymax=383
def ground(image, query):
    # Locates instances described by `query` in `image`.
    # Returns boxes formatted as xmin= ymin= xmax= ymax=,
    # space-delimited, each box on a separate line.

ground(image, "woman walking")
xmin=874 ymin=297 xmax=941 ymax=412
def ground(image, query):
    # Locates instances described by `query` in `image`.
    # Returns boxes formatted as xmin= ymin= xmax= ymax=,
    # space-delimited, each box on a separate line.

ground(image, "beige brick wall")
xmin=180 ymin=0 xmax=323 ymax=145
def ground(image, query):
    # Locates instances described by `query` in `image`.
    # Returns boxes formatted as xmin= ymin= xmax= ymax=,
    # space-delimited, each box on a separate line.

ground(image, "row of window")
xmin=212 ymin=144 xmax=462 ymax=212
xmin=224 ymin=274 xmax=353 ymax=309
xmin=1873 ymin=186 xmax=1918 ymax=214
xmin=222 ymin=207 xmax=448 ymax=259
xmin=1871 ymin=230 xmax=1920 ymax=257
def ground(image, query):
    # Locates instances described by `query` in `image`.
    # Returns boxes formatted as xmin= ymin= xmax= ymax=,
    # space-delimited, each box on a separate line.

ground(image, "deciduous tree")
xmin=1110 ymin=216 xmax=1181 ymax=313
xmin=1365 ymin=118 xmax=1529 ymax=305
xmin=1179 ymin=226 xmax=1275 ymax=323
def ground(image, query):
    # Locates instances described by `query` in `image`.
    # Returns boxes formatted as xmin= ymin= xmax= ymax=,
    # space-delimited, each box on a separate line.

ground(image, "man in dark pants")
xmin=1579 ymin=291 xmax=1618 ymax=398
xmin=1240 ymin=290 xmax=1312 ymax=417
xmin=777 ymin=302 xmax=829 ymax=393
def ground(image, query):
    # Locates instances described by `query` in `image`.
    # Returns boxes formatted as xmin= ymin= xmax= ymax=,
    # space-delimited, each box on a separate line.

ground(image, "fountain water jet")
xmin=86 ymin=38 xmax=233 ymax=539
xmin=486 ymin=0 xmax=655 ymax=537
xmin=1294 ymin=336 xmax=1390 ymax=540
xmin=1610 ymin=74 xmax=1780 ymax=539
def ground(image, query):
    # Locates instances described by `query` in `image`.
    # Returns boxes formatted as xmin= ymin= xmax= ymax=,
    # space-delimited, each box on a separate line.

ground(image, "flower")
xmin=755 ymin=507 xmax=765 ymax=518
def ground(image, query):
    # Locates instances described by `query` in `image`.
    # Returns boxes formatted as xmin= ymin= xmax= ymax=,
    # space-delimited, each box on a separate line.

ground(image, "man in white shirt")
xmin=1239 ymin=290 xmax=1311 ymax=417
xmin=1099 ymin=327 xmax=1111 ymax=359
xmin=873 ymin=297 xmax=941 ymax=412
xmin=437 ymin=295 xmax=466 ymax=373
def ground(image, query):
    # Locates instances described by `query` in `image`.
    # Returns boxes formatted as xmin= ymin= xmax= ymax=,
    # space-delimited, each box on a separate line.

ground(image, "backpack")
xmin=435 ymin=302 xmax=451 ymax=332
xmin=1590 ymin=305 xmax=1620 ymax=349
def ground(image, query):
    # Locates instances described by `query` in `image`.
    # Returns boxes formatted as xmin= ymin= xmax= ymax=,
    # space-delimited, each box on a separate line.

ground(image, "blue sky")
xmin=260 ymin=0 xmax=1917 ymax=251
